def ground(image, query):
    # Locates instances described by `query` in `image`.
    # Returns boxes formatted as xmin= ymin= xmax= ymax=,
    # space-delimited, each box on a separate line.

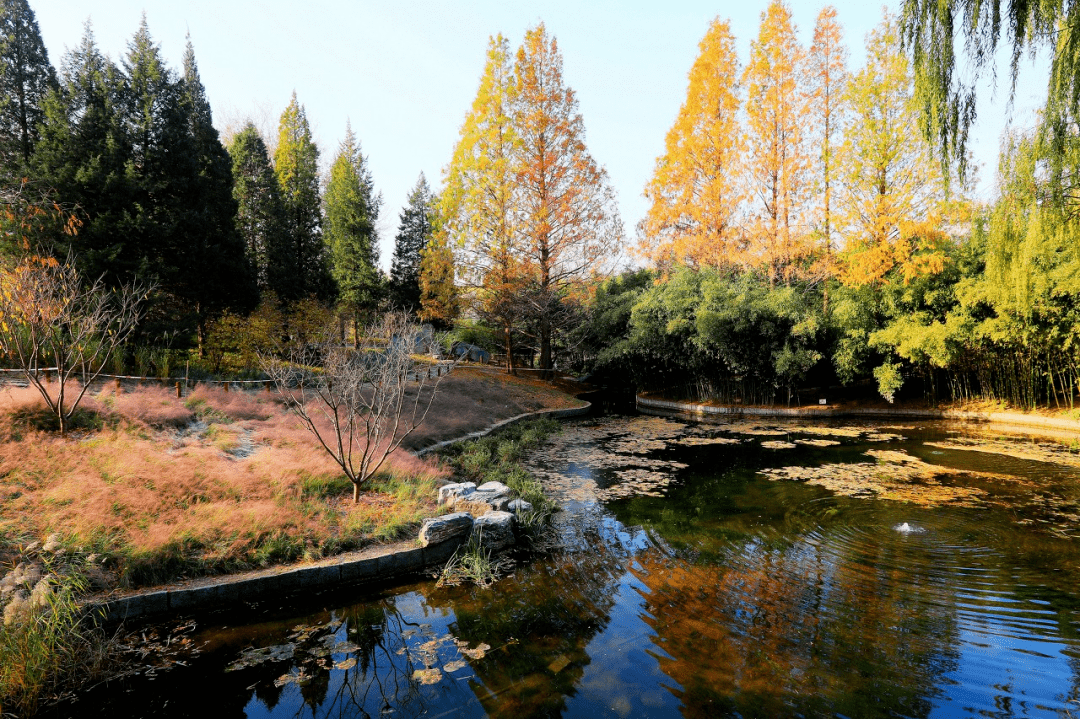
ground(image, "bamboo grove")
xmin=5 ymin=0 xmax=1080 ymax=410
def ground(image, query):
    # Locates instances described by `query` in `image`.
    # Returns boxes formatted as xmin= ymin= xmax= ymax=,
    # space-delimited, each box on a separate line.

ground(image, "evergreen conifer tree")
xmin=0 ymin=0 xmax=56 ymax=176
xmin=324 ymin=122 xmax=381 ymax=329
xmin=275 ymin=92 xmax=330 ymax=302
xmin=33 ymin=21 xmax=133 ymax=280
xmin=389 ymin=172 xmax=434 ymax=313
xmin=177 ymin=37 xmax=257 ymax=344
xmin=229 ymin=122 xmax=288 ymax=295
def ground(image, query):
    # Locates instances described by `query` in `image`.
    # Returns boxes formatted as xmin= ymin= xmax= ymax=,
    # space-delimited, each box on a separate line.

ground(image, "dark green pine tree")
xmin=274 ymin=92 xmax=332 ymax=302
xmin=32 ymin=21 xmax=133 ymax=279
xmin=229 ymin=122 xmax=288 ymax=296
xmin=118 ymin=15 xmax=195 ymax=338
xmin=0 ymin=0 xmax=57 ymax=178
xmin=177 ymin=36 xmax=257 ymax=346
xmin=389 ymin=172 xmax=435 ymax=314
xmin=324 ymin=121 xmax=381 ymax=329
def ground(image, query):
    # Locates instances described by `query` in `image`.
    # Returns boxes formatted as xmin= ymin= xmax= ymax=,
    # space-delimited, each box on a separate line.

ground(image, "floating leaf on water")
xmin=459 ymin=643 xmax=490 ymax=660
xmin=795 ymin=439 xmax=840 ymax=447
xmin=274 ymin=669 xmax=310 ymax=687
xmin=443 ymin=660 xmax=468 ymax=673
xmin=334 ymin=657 xmax=357 ymax=671
xmin=760 ymin=440 xmax=797 ymax=449
xmin=548 ymin=654 xmax=572 ymax=673
xmin=413 ymin=668 xmax=442 ymax=685
xmin=677 ymin=436 xmax=741 ymax=446
xmin=925 ymin=438 xmax=1080 ymax=468
xmin=759 ymin=449 xmax=1002 ymax=507
xmin=331 ymin=641 xmax=360 ymax=654
xmin=225 ymin=643 xmax=295 ymax=671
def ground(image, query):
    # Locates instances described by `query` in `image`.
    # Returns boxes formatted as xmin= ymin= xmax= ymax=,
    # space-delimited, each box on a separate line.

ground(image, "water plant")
xmin=436 ymin=535 xmax=508 ymax=588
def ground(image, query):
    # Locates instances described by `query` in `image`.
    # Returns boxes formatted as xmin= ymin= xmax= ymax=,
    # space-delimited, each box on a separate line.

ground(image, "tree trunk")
xmin=539 ymin=316 xmax=552 ymax=377
xmin=505 ymin=324 xmax=515 ymax=375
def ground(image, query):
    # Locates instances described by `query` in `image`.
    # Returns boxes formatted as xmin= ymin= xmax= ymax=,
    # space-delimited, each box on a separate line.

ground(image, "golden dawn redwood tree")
xmin=743 ymin=0 xmax=814 ymax=283
xmin=441 ymin=34 xmax=525 ymax=371
xmin=639 ymin=17 xmax=745 ymax=273
xmin=513 ymin=22 xmax=622 ymax=371
xmin=836 ymin=12 xmax=948 ymax=286
xmin=807 ymin=6 xmax=848 ymax=251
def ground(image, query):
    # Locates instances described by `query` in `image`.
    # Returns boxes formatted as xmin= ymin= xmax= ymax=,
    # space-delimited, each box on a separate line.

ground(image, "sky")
xmin=33 ymin=1 xmax=1049 ymax=271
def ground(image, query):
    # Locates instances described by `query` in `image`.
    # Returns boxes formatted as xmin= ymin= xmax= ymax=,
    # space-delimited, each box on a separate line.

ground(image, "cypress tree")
xmin=177 ymin=37 xmax=257 ymax=345
xmin=0 ymin=0 xmax=56 ymax=177
xmin=389 ymin=172 xmax=434 ymax=314
xmin=324 ymin=121 xmax=381 ymax=329
xmin=274 ymin=92 xmax=330 ymax=302
xmin=229 ymin=122 xmax=288 ymax=295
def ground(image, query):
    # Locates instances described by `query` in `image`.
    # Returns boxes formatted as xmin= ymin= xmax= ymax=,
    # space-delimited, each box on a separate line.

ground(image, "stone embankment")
xmin=637 ymin=395 xmax=1080 ymax=438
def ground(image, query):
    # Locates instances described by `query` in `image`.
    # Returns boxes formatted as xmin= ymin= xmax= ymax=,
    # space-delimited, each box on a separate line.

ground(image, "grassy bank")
xmin=0 ymin=383 xmax=444 ymax=589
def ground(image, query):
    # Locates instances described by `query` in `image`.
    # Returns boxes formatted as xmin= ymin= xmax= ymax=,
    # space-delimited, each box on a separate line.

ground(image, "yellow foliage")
xmin=639 ymin=17 xmax=745 ymax=273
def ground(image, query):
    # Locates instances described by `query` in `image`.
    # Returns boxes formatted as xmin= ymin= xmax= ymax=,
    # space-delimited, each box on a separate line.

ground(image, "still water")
xmin=57 ymin=416 xmax=1080 ymax=718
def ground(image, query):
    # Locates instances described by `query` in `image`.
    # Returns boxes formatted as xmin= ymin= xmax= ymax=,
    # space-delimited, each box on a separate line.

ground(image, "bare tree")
xmin=0 ymin=255 xmax=148 ymax=435
xmin=263 ymin=312 xmax=451 ymax=503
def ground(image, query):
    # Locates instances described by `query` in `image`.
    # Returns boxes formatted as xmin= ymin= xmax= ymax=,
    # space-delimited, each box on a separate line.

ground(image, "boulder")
xmin=508 ymin=499 xmax=534 ymax=514
xmin=419 ymin=512 xmax=474 ymax=547
xmin=471 ymin=481 xmax=511 ymax=508
xmin=438 ymin=482 xmax=476 ymax=506
xmin=472 ymin=511 xmax=516 ymax=552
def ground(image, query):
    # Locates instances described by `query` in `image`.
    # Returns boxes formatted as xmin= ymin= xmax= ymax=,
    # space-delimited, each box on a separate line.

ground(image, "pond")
xmin=51 ymin=414 xmax=1080 ymax=718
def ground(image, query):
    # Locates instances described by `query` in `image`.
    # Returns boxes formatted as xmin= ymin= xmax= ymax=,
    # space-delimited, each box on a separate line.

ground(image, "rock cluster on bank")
xmin=420 ymin=481 xmax=534 ymax=553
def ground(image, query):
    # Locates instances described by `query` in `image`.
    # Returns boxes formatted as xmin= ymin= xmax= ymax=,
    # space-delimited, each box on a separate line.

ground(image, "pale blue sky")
xmin=34 ymin=1 xmax=1046 ymax=270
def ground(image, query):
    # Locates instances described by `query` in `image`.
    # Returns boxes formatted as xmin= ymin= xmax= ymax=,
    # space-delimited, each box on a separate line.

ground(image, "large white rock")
xmin=471 ymin=511 xmax=516 ymax=552
xmin=437 ymin=482 xmax=476 ymax=506
xmin=419 ymin=512 xmax=474 ymax=547
xmin=471 ymin=481 xmax=512 ymax=508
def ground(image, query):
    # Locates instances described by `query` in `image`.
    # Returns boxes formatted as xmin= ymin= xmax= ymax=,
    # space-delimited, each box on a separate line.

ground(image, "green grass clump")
xmin=435 ymin=536 xmax=508 ymax=588
xmin=0 ymin=560 xmax=112 ymax=715
xmin=443 ymin=418 xmax=560 ymax=518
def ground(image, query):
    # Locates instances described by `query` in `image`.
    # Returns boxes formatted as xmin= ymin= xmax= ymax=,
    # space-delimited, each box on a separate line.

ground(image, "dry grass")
xmin=0 ymin=382 xmax=446 ymax=589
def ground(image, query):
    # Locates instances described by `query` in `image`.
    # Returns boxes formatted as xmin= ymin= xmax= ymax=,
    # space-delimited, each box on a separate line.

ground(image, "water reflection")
xmin=56 ymin=419 xmax=1080 ymax=719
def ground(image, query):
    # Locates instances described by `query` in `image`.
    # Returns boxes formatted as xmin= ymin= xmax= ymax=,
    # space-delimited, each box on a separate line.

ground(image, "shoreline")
xmin=636 ymin=394 xmax=1080 ymax=439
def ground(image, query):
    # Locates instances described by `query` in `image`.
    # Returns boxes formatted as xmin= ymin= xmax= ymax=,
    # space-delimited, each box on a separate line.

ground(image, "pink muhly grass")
xmin=186 ymin=384 xmax=275 ymax=421
xmin=104 ymin=384 xmax=194 ymax=428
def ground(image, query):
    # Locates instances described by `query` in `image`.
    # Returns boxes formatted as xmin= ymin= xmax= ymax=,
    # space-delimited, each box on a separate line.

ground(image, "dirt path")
xmin=401 ymin=367 xmax=589 ymax=451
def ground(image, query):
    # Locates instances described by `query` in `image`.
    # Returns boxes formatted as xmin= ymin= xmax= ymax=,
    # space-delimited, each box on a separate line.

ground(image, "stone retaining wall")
xmin=636 ymin=395 xmax=1080 ymax=437
xmin=92 ymin=540 xmax=462 ymax=624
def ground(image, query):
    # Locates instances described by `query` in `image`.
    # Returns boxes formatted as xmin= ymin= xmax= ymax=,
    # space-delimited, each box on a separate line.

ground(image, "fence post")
xmin=175 ymin=382 xmax=182 ymax=399
xmin=223 ymin=381 xmax=229 ymax=393
xmin=114 ymin=377 xmax=122 ymax=394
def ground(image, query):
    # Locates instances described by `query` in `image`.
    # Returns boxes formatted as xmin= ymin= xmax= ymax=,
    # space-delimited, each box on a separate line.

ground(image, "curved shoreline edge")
xmin=636 ymin=395 xmax=1080 ymax=438
xmin=89 ymin=401 xmax=592 ymax=625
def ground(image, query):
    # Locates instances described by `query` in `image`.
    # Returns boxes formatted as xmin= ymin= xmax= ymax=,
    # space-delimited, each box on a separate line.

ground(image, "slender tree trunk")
xmin=505 ymin=324 xmax=515 ymax=375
